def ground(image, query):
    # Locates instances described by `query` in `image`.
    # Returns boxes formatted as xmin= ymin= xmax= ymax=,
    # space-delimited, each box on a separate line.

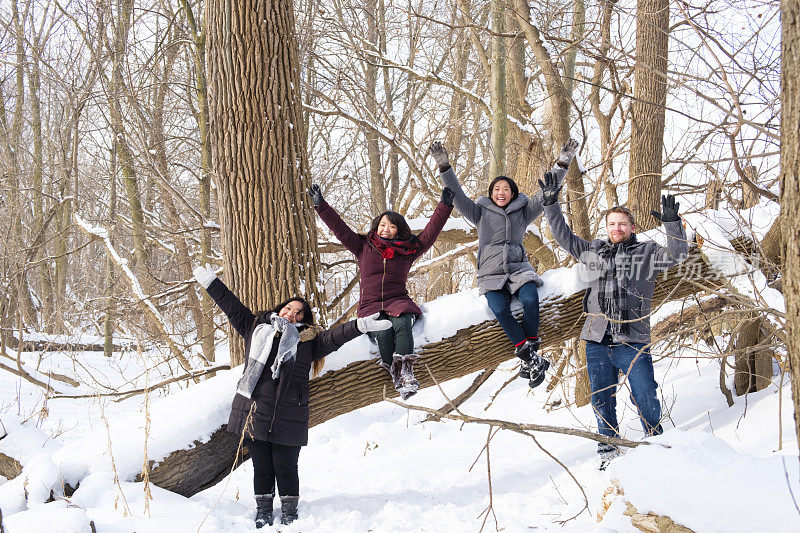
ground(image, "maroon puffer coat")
xmin=315 ymin=200 xmax=452 ymax=317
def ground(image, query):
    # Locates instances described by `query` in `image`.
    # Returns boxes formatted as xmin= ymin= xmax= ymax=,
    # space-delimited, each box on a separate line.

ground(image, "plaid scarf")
xmin=367 ymin=232 xmax=419 ymax=259
xmin=235 ymin=313 xmax=300 ymax=399
xmin=595 ymin=234 xmax=639 ymax=337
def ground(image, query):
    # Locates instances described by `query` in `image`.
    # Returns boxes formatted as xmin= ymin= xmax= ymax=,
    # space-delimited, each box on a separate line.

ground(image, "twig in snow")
xmin=476 ymin=426 xmax=500 ymax=533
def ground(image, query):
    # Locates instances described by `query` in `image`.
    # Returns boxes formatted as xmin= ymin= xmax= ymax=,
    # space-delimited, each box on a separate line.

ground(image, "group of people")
xmin=192 ymin=138 xmax=688 ymax=527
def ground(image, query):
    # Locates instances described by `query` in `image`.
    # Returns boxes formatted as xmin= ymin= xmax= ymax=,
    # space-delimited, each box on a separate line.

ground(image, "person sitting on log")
xmin=307 ymin=183 xmax=453 ymax=399
xmin=192 ymin=265 xmax=390 ymax=527
xmin=428 ymin=139 xmax=578 ymax=388
xmin=539 ymin=173 xmax=688 ymax=468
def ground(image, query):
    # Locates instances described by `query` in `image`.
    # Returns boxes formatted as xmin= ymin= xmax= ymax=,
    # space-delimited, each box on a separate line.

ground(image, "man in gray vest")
xmin=539 ymin=172 xmax=688 ymax=467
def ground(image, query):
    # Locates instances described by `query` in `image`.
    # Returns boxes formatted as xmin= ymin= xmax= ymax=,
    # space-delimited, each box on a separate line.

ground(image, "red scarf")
xmin=367 ymin=232 xmax=419 ymax=259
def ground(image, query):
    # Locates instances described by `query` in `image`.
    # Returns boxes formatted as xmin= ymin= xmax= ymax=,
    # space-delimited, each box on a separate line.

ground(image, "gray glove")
xmin=557 ymin=138 xmax=579 ymax=168
xmin=428 ymin=141 xmax=450 ymax=168
xmin=651 ymin=194 xmax=681 ymax=223
xmin=538 ymin=171 xmax=563 ymax=206
xmin=356 ymin=312 xmax=393 ymax=333
xmin=307 ymin=184 xmax=323 ymax=207
xmin=192 ymin=264 xmax=217 ymax=288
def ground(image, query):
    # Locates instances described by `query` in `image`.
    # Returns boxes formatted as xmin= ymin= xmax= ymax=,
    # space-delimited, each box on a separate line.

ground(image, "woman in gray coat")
xmin=428 ymin=139 xmax=578 ymax=387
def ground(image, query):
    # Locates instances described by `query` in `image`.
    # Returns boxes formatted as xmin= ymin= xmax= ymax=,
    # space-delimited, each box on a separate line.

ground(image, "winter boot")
xmin=514 ymin=340 xmax=534 ymax=380
xmin=525 ymin=337 xmax=549 ymax=388
xmin=528 ymin=354 xmax=550 ymax=389
xmin=254 ymin=493 xmax=274 ymax=528
xmin=378 ymin=357 xmax=403 ymax=391
xmin=398 ymin=353 xmax=420 ymax=397
xmin=279 ymin=495 xmax=299 ymax=525
xmin=597 ymin=444 xmax=622 ymax=471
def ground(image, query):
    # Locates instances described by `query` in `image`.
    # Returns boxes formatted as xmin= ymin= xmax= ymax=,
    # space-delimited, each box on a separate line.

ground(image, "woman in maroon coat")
xmin=308 ymin=184 xmax=454 ymax=397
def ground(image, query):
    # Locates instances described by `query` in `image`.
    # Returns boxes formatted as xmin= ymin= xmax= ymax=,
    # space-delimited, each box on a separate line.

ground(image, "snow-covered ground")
xmin=1 ymin=327 xmax=798 ymax=532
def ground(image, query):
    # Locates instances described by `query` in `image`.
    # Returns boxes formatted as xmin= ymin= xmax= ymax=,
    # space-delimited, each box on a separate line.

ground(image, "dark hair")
xmin=604 ymin=206 xmax=636 ymax=226
xmin=369 ymin=211 xmax=416 ymax=242
xmin=269 ymin=297 xmax=314 ymax=325
xmin=488 ymin=176 xmax=519 ymax=205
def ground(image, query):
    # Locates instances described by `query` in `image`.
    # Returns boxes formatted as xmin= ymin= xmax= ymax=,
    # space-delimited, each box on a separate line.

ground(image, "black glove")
xmin=537 ymin=171 xmax=563 ymax=206
xmin=428 ymin=141 xmax=450 ymax=168
xmin=307 ymin=184 xmax=323 ymax=208
xmin=441 ymin=187 xmax=454 ymax=207
xmin=651 ymin=194 xmax=680 ymax=223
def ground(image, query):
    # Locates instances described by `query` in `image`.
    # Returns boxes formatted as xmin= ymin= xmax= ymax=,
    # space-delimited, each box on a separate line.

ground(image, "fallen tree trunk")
xmin=144 ymin=248 xmax=719 ymax=496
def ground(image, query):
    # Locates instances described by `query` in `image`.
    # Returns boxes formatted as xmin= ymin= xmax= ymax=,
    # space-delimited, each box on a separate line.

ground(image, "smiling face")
xmin=606 ymin=212 xmax=635 ymax=244
xmin=278 ymin=300 xmax=305 ymax=323
xmin=377 ymin=215 xmax=399 ymax=239
xmin=491 ymin=180 xmax=512 ymax=207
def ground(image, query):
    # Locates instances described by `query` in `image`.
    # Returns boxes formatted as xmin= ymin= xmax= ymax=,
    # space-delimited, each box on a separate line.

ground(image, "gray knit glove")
xmin=557 ymin=138 xmax=579 ymax=168
xmin=356 ymin=312 xmax=393 ymax=333
xmin=428 ymin=141 xmax=450 ymax=168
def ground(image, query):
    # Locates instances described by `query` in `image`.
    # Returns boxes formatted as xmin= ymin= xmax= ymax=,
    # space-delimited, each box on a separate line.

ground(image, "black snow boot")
xmin=526 ymin=338 xmax=549 ymax=388
xmin=514 ymin=340 xmax=534 ymax=379
xmin=280 ymin=495 xmax=300 ymax=525
xmin=254 ymin=493 xmax=274 ymax=528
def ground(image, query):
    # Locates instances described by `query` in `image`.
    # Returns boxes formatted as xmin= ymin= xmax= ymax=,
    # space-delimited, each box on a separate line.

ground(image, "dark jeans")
xmin=585 ymin=337 xmax=663 ymax=453
xmin=246 ymin=438 xmax=301 ymax=496
xmin=368 ymin=312 xmax=415 ymax=365
xmin=484 ymin=282 xmax=540 ymax=346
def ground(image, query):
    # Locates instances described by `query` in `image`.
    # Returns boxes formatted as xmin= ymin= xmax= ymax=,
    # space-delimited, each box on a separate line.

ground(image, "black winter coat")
xmin=205 ymin=278 xmax=361 ymax=446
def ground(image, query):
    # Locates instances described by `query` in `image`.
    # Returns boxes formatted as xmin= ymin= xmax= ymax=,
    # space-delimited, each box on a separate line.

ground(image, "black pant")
xmin=245 ymin=438 xmax=301 ymax=496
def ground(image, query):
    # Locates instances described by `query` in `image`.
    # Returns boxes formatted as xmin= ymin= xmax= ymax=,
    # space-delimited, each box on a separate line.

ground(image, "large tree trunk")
xmin=780 ymin=0 xmax=800 ymax=452
xmin=145 ymin=248 xmax=719 ymax=496
xmin=627 ymin=0 xmax=669 ymax=232
xmin=489 ymin=0 xmax=507 ymax=178
xmin=206 ymin=0 xmax=322 ymax=365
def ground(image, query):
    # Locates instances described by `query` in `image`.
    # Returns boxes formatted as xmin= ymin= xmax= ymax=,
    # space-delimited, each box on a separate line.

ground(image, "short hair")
xmin=604 ymin=206 xmax=635 ymax=225
xmin=488 ymin=176 xmax=519 ymax=204
xmin=369 ymin=211 xmax=416 ymax=242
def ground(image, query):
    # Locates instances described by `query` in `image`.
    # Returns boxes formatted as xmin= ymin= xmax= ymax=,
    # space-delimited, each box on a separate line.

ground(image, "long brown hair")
xmin=369 ymin=211 xmax=417 ymax=242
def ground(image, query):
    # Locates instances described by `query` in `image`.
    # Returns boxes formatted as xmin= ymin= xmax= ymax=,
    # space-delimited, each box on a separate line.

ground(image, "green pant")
xmin=368 ymin=312 xmax=415 ymax=365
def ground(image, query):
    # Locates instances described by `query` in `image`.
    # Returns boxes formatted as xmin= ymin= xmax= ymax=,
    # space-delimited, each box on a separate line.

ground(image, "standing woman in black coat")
xmin=193 ymin=265 xmax=390 ymax=527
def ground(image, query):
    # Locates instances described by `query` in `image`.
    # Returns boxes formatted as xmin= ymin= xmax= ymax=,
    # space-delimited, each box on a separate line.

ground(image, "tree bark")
xmin=628 ymin=0 xmax=669 ymax=232
xmin=780 ymin=0 xmax=800 ymax=451
xmin=206 ymin=0 xmax=322 ymax=364
xmin=489 ymin=0 xmax=507 ymax=178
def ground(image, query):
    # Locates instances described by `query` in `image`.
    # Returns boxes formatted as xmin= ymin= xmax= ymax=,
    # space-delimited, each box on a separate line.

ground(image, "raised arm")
xmin=414 ymin=196 xmax=454 ymax=256
xmin=429 ymin=141 xmax=481 ymax=225
xmin=314 ymin=313 xmax=392 ymax=360
xmin=524 ymin=138 xmax=579 ymax=224
xmin=309 ymin=184 xmax=365 ymax=256
xmin=542 ymin=201 xmax=591 ymax=261
xmin=193 ymin=266 xmax=255 ymax=338
xmin=525 ymin=164 xmax=567 ymax=223
xmin=312 ymin=320 xmax=362 ymax=360
xmin=650 ymin=195 xmax=689 ymax=272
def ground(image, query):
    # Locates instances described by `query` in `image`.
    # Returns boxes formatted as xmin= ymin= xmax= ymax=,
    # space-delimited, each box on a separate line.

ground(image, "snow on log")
xmin=146 ymin=247 xmax=721 ymax=496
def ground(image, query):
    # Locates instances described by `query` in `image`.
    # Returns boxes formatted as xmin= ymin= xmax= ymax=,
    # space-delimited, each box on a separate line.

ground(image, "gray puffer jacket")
xmin=543 ymin=201 xmax=689 ymax=344
xmin=440 ymin=165 xmax=567 ymax=294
